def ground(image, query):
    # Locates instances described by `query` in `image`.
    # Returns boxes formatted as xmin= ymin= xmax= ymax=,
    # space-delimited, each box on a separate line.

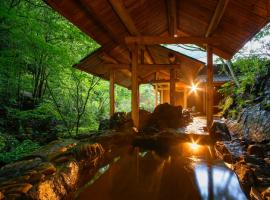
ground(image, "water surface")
xmin=76 ymin=142 xmax=247 ymax=200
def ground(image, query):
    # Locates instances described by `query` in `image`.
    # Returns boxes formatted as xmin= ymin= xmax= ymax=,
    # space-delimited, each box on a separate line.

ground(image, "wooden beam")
xmin=98 ymin=63 xmax=181 ymax=70
xmin=77 ymin=0 xmax=119 ymax=43
xmin=108 ymin=0 xmax=140 ymax=35
xmin=207 ymin=46 xmax=214 ymax=128
xmin=167 ymin=0 xmax=177 ymax=37
xmin=140 ymin=64 xmax=181 ymax=70
xmin=99 ymin=53 xmax=118 ymax=64
xmin=170 ymin=68 xmax=176 ymax=105
xmin=131 ymin=45 xmax=139 ymax=128
xmin=144 ymin=47 xmax=154 ymax=64
xmin=205 ymin=0 xmax=230 ymax=38
xmin=109 ymin=70 xmax=115 ymax=117
xmin=125 ymin=36 xmax=218 ymax=45
xmin=99 ymin=63 xmax=130 ymax=70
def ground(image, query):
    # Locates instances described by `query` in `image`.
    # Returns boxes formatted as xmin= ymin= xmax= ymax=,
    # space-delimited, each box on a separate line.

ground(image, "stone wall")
xmin=227 ymin=104 xmax=270 ymax=142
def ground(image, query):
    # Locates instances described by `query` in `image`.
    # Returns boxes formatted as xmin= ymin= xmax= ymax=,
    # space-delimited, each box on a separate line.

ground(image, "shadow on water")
xmin=75 ymin=142 xmax=247 ymax=200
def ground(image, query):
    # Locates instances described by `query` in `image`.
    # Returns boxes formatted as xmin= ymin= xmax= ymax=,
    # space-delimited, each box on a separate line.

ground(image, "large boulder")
xmin=98 ymin=112 xmax=132 ymax=131
xmin=227 ymin=104 xmax=270 ymax=142
xmin=99 ymin=110 xmax=151 ymax=131
xmin=209 ymin=121 xmax=231 ymax=141
xmin=143 ymin=103 xmax=183 ymax=130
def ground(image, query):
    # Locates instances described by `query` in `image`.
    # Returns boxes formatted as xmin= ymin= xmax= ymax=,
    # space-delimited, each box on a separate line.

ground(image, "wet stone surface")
xmin=215 ymin=121 xmax=270 ymax=199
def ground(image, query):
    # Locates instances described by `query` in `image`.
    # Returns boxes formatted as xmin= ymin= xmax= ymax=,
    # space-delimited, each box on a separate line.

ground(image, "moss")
xmin=263 ymin=103 xmax=270 ymax=111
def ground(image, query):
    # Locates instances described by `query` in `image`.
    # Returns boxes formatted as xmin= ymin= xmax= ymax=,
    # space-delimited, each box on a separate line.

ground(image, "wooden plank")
xmin=109 ymin=70 xmax=115 ymax=117
xmin=131 ymin=45 xmax=139 ymax=128
xmin=167 ymin=0 xmax=177 ymax=37
xmin=207 ymin=45 xmax=214 ymax=128
xmin=170 ymin=68 xmax=176 ymax=105
xmin=205 ymin=0 xmax=230 ymax=37
xmin=125 ymin=36 xmax=218 ymax=45
xmin=108 ymin=0 xmax=140 ymax=35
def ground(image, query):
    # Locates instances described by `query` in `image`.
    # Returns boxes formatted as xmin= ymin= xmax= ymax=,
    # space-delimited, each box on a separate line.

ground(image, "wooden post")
xmin=203 ymin=85 xmax=207 ymax=114
xmin=155 ymin=84 xmax=158 ymax=107
xmin=131 ymin=45 xmax=139 ymax=128
xmin=207 ymin=46 xmax=214 ymax=128
xmin=109 ymin=70 xmax=115 ymax=117
xmin=160 ymin=90 xmax=164 ymax=104
xmin=183 ymin=88 xmax=188 ymax=109
xmin=170 ymin=68 xmax=176 ymax=105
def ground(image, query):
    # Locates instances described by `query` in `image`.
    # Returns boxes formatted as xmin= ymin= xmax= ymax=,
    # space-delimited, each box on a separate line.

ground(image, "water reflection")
xmin=76 ymin=144 xmax=247 ymax=200
xmin=195 ymin=164 xmax=247 ymax=200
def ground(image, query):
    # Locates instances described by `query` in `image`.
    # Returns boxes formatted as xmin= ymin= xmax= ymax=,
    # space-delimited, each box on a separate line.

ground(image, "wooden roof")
xmin=45 ymin=0 xmax=270 ymax=60
xmin=75 ymin=45 xmax=205 ymax=88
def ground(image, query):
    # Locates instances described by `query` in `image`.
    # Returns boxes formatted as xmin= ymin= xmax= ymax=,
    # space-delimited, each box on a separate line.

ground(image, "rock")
xmin=29 ymin=173 xmax=45 ymax=184
xmin=6 ymin=183 xmax=32 ymax=194
xmin=247 ymin=145 xmax=265 ymax=158
xmin=30 ymin=139 xmax=77 ymax=161
xmin=0 ymin=191 xmax=4 ymax=200
xmin=234 ymin=163 xmax=258 ymax=193
xmin=71 ymin=143 xmax=104 ymax=160
xmin=98 ymin=119 xmax=110 ymax=130
xmin=36 ymin=162 xmax=56 ymax=175
xmin=227 ymin=104 xmax=270 ymax=142
xmin=209 ymin=121 xmax=231 ymax=141
xmin=138 ymin=109 xmax=151 ymax=130
xmin=262 ymin=187 xmax=270 ymax=199
xmin=144 ymin=103 xmax=183 ymax=130
xmin=249 ymin=187 xmax=263 ymax=200
xmin=223 ymin=153 xmax=234 ymax=164
xmin=0 ymin=158 xmax=42 ymax=181
xmin=53 ymin=156 xmax=70 ymax=164
xmin=28 ymin=161 xmax=79 ymax=200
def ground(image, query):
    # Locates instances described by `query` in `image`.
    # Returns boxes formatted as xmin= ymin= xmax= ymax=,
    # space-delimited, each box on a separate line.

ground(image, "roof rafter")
xmin=108 ymin=0 xmax=140 ymax=35
xmin=108 ymin=0 xmax=157 ymax=65
xmin=205 ymin=0 xmax=230 ymax=38
xmin=166 ymin=0 xmax=177 ymax=37
xmin=125 ymin=36 xmax=218 ymax=45
xmin=76 ymin=0 xmax=119 ymax=43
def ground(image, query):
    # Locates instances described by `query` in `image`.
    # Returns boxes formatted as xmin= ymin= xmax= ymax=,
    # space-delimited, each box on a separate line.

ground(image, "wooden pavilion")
xmin=45 ymin=0 xmax=270 ymax=128
xmin=74 ymin=45 xmax=205 ymax=112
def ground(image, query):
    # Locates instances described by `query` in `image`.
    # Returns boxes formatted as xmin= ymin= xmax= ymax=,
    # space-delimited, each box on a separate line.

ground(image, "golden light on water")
xmin=190 ymin=142 xmax=199 ymax=150
xmin=189 ymin=142 xmax=200 ymax=151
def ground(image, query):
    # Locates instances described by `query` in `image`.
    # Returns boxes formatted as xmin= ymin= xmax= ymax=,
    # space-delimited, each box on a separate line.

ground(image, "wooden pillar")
xmin=183 ymin=88 xmax=188 ymax=109
xmin=109 ymin=70 xmax=115 ymax=117
xmin=207 ymin=46 xmax=214 ymax=128
xmin=170 ymin=68 xmax=176 ymax=105
xmin=160 ymin=90 xmax=164 ymax=104
xmin=155 ymin=84 xmax=158 ymax=107
xmin=203 ymin=85 xmax=207 ymax=114
xmin=131 ymin=45 xmax=139 ymax=128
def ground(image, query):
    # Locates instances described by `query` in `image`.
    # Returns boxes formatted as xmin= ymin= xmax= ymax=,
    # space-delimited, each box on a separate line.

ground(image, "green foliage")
xmin=219 ymin=56 xmax=270 ymax=118
xmin=0 ymin=139 xmax=40 ymax=163
xmin=7 ymin=102 xmax=60 ymax=121
xmin=0 ymin=0 xmax=157 ymax=143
